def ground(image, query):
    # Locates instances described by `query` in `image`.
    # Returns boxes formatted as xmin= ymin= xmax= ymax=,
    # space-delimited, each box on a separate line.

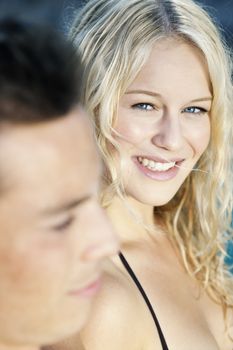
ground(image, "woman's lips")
xmin=133 ymin=156 xmax=184 ymax=181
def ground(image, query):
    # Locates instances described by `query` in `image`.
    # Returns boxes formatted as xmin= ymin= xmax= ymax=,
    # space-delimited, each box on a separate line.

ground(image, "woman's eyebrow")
xmin=189 ymin=97 xmax=212 ymax=103
xmin=126 ymin=90 xmax=212 ymax=103
xmin=125 ymin=89 xmax=161 ymax=97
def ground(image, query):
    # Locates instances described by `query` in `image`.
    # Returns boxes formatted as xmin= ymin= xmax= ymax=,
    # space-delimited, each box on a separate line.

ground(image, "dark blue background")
xmin=0 ymin=0 xmax=232 ymax=47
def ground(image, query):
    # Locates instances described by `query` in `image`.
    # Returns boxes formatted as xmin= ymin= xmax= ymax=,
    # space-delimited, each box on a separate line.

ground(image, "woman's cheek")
xmin=114 ymin=115 xmax=148 ymax=146
xmin=193 ymin=120 xmax=211 ymax=155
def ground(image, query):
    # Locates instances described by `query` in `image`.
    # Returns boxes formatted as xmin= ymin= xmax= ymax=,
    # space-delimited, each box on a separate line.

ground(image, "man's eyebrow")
xmin=125 ymin=90 xmax=212 ymax=103
xmin=41 ymin=195 xmax=92 ymax=216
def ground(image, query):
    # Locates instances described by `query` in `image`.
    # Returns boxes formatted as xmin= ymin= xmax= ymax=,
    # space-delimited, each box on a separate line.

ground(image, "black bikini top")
xmin=119 ymin=252 xmax=170 ymax=350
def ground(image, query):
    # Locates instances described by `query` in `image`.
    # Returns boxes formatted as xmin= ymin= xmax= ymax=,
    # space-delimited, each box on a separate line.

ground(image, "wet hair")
xmin=70 ymin=0 xmax=233 ymax=318
xmin=0 ymin=18 xmax=83 ymax=123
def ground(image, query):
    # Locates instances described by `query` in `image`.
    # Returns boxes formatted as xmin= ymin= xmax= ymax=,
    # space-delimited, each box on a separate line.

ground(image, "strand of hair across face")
xmin=174 ymin=163 xmax=209 ymax=174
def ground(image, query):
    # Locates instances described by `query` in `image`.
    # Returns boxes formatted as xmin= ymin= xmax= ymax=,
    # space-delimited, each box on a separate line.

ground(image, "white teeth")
xmin=142 ymin=158 xmax=149 ymax=166
xmin=138 ymin=157 xmax=175 ymax=171
xmin=149 ymin=160 xmax=154 ymax=168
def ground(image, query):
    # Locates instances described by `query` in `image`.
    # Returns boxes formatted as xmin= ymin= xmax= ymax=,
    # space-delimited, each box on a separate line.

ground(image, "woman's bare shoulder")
xmin=202 ymin=294 xmax=233 ymax=350
xmin=80 ymin=262 xmax=145 ymax=349
xmin=45 ymin=260 xmax=144 ymax=350
xmin=218 ymin=308 xmax=233 ymax=350
xmin=226 ymin=308 xmax=233 ymax=348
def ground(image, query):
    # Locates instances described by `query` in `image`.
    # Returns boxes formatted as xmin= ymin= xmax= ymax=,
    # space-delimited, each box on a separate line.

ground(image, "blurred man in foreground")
xmin=0 ymin=19 xmax=118 ymax=350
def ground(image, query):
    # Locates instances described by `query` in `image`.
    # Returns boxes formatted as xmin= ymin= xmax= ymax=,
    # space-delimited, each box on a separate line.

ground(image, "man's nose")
xmin=81 ymin=205 xmax=119 ymax=261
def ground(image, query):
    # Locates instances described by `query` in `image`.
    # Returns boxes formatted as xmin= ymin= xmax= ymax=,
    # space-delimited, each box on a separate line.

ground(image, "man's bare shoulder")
xmin=42 ymin=335 xmax=85 ymax=350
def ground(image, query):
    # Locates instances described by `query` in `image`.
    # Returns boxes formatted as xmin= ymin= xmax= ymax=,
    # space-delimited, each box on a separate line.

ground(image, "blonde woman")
xmin=50 ymin=0 xmax=233 ymax=349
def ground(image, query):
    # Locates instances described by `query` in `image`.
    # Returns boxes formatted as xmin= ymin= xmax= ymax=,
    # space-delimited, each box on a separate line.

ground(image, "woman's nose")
xmin=151 ymin=112 xmax=183 ymax=152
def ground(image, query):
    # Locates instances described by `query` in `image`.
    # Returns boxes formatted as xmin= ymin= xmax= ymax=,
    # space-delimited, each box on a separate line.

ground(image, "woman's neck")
xmin=106 ymin=195 xmax=163 ymax=244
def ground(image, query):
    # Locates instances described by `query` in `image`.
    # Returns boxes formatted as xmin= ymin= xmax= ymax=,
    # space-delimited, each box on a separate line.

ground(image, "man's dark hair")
xmin=0 ymin=18 xmax=82 ymax=123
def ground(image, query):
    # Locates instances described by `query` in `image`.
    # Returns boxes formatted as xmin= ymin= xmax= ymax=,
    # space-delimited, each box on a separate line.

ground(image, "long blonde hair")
xmin=70 ymin=0 xmax=233 ymax=314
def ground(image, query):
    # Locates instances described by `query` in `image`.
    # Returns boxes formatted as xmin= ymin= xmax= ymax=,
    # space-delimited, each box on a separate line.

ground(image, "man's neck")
xmin=0 ymin=343 xmax=39 ymax=350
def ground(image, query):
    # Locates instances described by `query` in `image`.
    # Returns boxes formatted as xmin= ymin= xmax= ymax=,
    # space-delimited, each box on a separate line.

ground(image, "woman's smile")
xmin=133 ymin=155 xmax=184 ymax=181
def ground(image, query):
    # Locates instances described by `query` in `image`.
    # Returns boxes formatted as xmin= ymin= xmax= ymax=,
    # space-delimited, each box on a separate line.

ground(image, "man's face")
xmin=0 ymin=106 xmax=118 ymax=347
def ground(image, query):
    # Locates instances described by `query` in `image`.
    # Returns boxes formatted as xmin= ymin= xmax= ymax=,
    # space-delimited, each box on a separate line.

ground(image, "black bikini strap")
xmin=119 ymin=252 xmax=169 ymax=350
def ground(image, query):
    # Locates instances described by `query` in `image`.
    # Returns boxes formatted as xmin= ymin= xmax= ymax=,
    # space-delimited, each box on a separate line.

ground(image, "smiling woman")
xmin=114 ymin=39 xmax=211 ymax=206
xmin=49 ymin=0 xmax=233 ymax=350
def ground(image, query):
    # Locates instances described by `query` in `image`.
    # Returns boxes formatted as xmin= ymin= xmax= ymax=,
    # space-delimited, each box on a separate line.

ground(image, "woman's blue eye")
xmin=132 ymin=103 xmax=154 ymax=111
xmin=183 ymin=106 xmax=207 ymax=115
